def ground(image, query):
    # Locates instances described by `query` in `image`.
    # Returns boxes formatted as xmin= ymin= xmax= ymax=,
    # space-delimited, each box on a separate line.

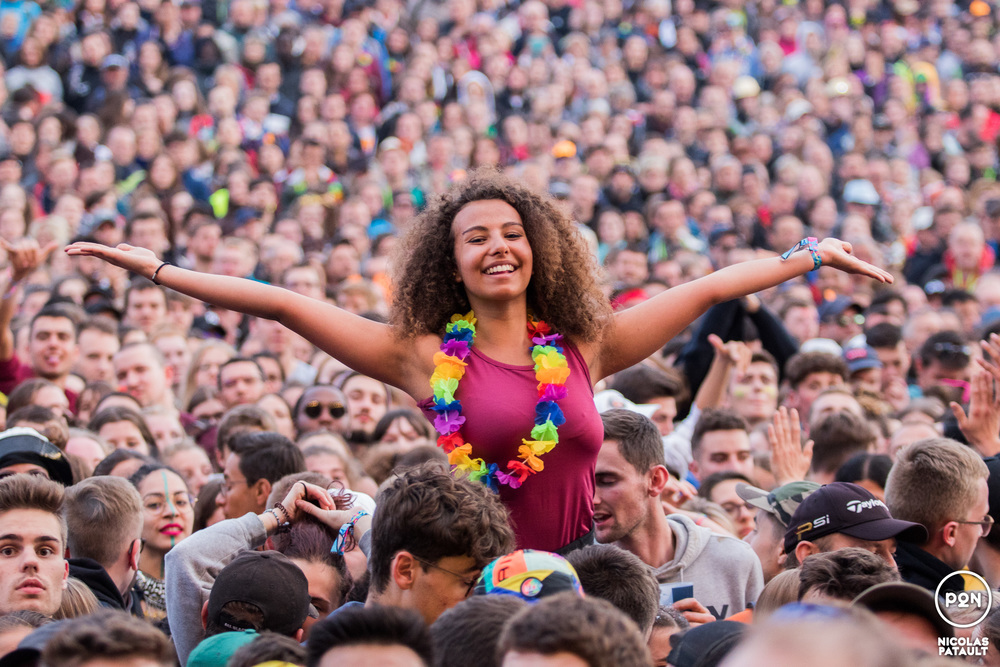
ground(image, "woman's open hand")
xmin=817 ymin=239 xmax=894 ymax=283
xmin=65 ymin=242 xmax=162 ymax=280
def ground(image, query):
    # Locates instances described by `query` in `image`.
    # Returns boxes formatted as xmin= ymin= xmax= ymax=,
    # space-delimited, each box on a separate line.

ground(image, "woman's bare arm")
xmin=592 ymin=239 xmax=891 ymax=381
xmin=66 ymin=242 xmax=437 ymax=394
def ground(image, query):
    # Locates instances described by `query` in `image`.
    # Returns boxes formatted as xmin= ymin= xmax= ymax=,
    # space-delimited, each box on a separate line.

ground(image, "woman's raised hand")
xmin=65 ymin=242 xmax=162 ymax=281
xmin=279 ymin=481 xmax=336 ymax=524
xmin=817 ymin=239 xmax=894 ymax=283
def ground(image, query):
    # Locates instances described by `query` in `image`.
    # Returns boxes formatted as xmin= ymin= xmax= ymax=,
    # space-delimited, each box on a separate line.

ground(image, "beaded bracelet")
xmin=273 ymin=502 xmax=291 ymax=523
xmin=263 ymin=508 xmax=290 ymax=533
xmin=332 ymin=510 xmax=371 ymax=554
xmin=780 ymin=237 xmax=822 ymax=271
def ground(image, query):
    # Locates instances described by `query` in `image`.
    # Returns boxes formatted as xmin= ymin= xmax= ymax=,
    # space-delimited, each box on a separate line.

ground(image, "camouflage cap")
xmin=736 ymin=481 xmax=820 ymax=527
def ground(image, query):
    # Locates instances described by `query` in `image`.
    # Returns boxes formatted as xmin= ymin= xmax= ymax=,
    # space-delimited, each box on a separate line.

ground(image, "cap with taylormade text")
xmin=783 ymin=482 xmax=928 ymax=554
xmin=206 ymin=551 xmax=310 ymax=636
xmin=736 ymin=481 xmax=820 ymax=528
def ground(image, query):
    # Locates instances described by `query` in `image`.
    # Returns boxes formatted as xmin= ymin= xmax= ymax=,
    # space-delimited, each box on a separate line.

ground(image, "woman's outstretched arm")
xmin=65 ymin=242 xmax=436 ymax=394
xmin=593 ymin=239 xmax=892 ymax=381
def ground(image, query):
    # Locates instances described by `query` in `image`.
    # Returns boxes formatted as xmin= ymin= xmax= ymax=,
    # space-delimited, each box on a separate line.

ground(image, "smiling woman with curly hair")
xmin=391 ymin=170 xmax=611 ymax=342
xmin=66 ymin=167 xmax=891 ymax=552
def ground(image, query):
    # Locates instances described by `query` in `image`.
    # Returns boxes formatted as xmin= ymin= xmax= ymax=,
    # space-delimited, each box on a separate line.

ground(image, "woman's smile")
xmin=452 ymin=199 xmax=533 ymax=301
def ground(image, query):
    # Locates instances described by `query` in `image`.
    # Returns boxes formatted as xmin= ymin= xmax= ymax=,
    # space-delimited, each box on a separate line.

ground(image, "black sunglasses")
xmin=303 ymin=401 xmax=347 ymax=419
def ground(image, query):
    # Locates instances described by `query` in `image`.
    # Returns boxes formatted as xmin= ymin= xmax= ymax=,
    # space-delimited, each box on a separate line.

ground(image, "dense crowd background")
xmin=5 ymin=0 xmax=1000 ymax=665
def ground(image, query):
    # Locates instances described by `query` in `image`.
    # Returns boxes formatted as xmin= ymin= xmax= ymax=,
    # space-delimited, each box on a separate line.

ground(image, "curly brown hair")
xmin=390 ymin=168 xmax=611 ymax=341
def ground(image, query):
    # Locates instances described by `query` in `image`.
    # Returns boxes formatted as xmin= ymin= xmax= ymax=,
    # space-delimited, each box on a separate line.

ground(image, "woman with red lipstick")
xmin=128 ymin=463 xmax=194 ymax=621
xmin=67 ymin=169 xmax=891 ymax=552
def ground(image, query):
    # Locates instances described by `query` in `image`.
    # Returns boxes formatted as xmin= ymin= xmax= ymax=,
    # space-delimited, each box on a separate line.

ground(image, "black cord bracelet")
xmin=150 ymin=262 xmax=171 ymax=285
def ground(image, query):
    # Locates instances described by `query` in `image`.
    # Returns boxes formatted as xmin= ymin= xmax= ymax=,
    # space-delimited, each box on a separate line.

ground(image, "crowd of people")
xmin=2 ymin=0 xmax=1000 ymax=664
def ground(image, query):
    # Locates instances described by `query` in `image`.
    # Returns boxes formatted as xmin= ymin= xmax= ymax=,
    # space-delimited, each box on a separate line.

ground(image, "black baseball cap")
xmin=783 ymin=482 xmax=927 ymax=554
xmin=207 ymin=551 xmax=310 ymax=636
xmin=0 ymin=428 xmax=74 ymax=487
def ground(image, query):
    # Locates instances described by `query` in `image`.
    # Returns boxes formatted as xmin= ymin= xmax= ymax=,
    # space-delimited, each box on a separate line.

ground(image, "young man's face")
xmin=75 ymin=329 xmax=119 ymax=384
xmin=873 ymin=342 xmax=910 ymax=385
xmin=647 ymin=396 xmax=677 ymax=436
xmin=124 ymin=287 xmax=167 ymax=334
xmin=218 ymin=361 xmax=265 ymax=408
xmin=808 ymin=392 xmax=863 ymax=428
xmin=916 ymin=358 xmax=971 ymax=393
xmin=850 ymin=367 xmax=883 ymax=394
xmin=728 ymin=361 xmax=778 ymax=424
xmin=0 ymin=509 xmax=68 ymax=616
xmin=220 ymin=453 xmax=263 ymax=519
xmin=789 ymin=371 xmax=844 ymax=419
xmin=114 ymin=346 xmax=170 ymax=408
xmin=408 ymin=553 xmax=480 ymax=625
xmin=593 ymin=440 xmax=652 ymax=544
xmin=690 ymin=430 xmax=754 ymax=482
xmin=744 ymin=510 xmax=784 ymax=584
xmin=950 ymin=476 xmax=990 ymax=572
xmin=28 ymin=316 xmax=78 ymax=381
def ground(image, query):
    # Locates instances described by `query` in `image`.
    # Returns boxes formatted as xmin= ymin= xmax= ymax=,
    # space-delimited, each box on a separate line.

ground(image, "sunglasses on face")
xmin=837 ymin=313 xmax=865 ymax=327
xmin=303 ymin=401 xmax=347 ymax=420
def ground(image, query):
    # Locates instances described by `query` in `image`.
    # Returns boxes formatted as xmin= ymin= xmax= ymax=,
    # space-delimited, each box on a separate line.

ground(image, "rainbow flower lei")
xmin=429 ymin=311 xmax=570 ymax=491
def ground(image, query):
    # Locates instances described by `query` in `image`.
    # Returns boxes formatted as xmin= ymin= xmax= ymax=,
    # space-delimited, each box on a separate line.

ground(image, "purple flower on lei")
xmin=441 ymin=338 xmax=471 ymax=358
xmin=539 ymin=384 xmax=568 ymax=401
xmin=434 ymin=410 xmax=466 ymax=434
xmin=531 ymin=333 xmax=563 ymax=347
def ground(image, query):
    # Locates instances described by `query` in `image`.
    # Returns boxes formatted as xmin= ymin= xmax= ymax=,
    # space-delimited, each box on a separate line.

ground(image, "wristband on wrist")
xmin=2 ymin=280 xmax=21 ymax=300
xmin=332 ymin=510 xmax=371 ymax=554
xmin=150 ymin=261 xmax=171 ymax=285
xmin=273 ymin=502 xmax=291 ymax=523
xmin=263 ymin=508 xmax=289 ymax=532
xmin=780 ymin=237 xmax=822 ymax=271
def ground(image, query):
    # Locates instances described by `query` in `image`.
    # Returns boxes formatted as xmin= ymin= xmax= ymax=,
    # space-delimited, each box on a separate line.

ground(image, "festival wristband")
xmin=2 ymin=280 xmax=21 ymax=300
xmin=780 ymin=237 xmax=822 ymax=271
xmin=332 ymin=510 xmax=371 ymax=554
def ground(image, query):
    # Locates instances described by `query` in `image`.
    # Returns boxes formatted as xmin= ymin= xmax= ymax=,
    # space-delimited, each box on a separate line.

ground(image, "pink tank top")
xmin=419 ymin=341 xmax=602 ymax=551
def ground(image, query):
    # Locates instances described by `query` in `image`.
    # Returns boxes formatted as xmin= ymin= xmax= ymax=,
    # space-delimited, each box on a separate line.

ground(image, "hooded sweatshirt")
xmin=653 ymin=514 xmax=764 ymax=620
xmin=68 ymin=557 xmax=143 ymax=617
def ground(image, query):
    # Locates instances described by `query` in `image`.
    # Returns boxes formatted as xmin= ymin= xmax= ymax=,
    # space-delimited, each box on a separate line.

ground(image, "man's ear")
xmin=294 ymin=629 xmax=304 ymax=642
xmin=941 ymin=521 xmax=959 ymax=548
xmin=62 ymin=560 xmax=69 ymax=589
xmin=648 ymin=465 xmax=670 ymax=497
xmin=794 ymin=540 xmax=820 ymax=564
xmin=128 ymin=538 xmax=142 ymax=571
xmin=255 ymin=478 xmax=272 ymax=507
xmin=391 ymin=551 xmax=418 ymax=591
xmin=201 ymin=600 xmax=209 ymax=630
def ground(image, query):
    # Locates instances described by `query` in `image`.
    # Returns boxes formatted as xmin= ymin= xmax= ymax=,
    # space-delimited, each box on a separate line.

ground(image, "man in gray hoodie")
xmin=594 ymin=409 xmax=763 ymax=621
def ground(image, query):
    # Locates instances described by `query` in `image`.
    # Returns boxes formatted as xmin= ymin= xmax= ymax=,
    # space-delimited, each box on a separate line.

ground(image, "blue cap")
xmin=843 ymin=345 xmax=883 ymax=374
